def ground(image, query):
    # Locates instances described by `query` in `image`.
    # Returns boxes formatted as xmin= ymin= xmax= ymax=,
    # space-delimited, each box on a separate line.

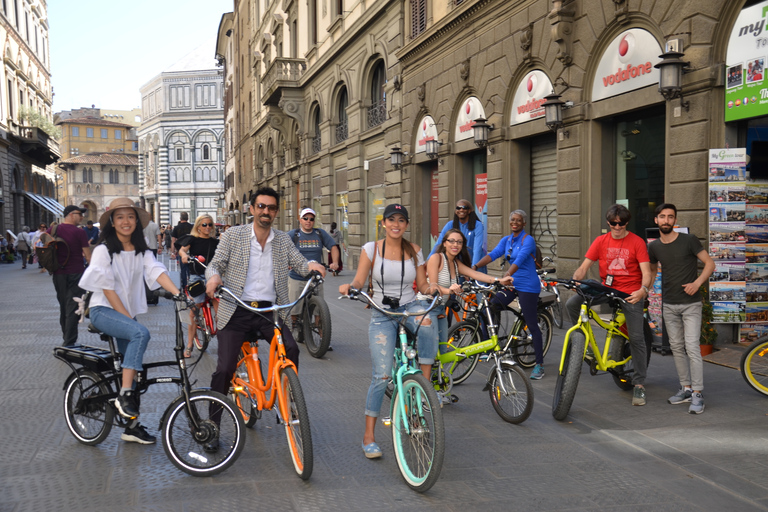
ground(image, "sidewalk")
xmin=2 ymin=261 xmax=768 ymax=511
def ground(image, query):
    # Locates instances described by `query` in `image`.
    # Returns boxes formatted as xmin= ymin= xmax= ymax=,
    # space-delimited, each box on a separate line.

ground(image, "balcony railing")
xmin=335 ymin=120 xmax=348 ymax=144
xmin=367 ymin=100 xmax=387 ymax=129
xmin=311 ymin=135 xmax=321 ymax=155
xmin=261 ymin=57 xmax=306 ymax=105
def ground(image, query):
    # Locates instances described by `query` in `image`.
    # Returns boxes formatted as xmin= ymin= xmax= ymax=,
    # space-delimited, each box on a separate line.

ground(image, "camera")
xmin=382 ymin=296 xmax=400 ymax=309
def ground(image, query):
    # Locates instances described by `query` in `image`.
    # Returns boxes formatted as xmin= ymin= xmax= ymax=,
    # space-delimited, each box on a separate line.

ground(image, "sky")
xmin=48 ymin=0 xmax=231 ymax=113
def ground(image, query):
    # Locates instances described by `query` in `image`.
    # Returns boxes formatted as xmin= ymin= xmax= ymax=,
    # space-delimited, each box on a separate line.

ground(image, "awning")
xmin=24 ymin=192 xmax=65 ymax=216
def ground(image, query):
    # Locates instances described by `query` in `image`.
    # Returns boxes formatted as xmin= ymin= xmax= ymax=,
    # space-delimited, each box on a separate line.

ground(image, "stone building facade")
xmin=0 ymin=0 xmax=59 ymax=234
xmin=138 ymin=43 xmax=225 ymax=226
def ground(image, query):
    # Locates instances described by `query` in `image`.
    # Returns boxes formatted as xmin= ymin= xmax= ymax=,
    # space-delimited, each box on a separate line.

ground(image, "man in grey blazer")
xmin=205 ymin=187 xmax=325 ymax=450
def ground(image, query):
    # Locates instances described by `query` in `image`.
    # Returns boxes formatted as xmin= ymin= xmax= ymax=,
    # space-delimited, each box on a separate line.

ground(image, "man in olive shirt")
xmin=648 ymin=203 xmax=714 ymax=414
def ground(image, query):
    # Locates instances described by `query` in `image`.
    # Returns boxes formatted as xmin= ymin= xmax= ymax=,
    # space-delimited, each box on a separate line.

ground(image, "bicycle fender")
xmin=482 ymin=359 xmax=517 ymax=391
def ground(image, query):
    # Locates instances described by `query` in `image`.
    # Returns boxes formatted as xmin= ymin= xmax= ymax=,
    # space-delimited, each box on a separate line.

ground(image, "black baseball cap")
xmin=383 ymin=204 xmax=409 ymax=222
xmin=63 ymin=205 xmax=87 ymax=217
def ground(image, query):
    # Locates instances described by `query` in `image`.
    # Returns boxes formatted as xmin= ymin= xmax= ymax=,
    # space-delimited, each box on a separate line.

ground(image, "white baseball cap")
xmin=299 ymin=208 xmax=316 ymax=218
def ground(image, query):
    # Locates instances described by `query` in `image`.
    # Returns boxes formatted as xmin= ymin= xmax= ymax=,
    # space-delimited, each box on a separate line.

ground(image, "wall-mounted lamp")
xmin=425 ymin=139 xmax=442 ymax=160
xmin=390 ymin=146 xmax=407 ymax=170
xmin=472 ymin=117 xmax=493 ymax=148
xmin=654 ymin=49 xmax=690 ymax=111
xmin=542 ymin=91 xmax=574 ymax=137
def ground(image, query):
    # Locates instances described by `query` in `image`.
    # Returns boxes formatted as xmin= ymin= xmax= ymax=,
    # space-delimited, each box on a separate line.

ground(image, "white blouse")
xmin=79 ymin=245 xmax=168 ymax=318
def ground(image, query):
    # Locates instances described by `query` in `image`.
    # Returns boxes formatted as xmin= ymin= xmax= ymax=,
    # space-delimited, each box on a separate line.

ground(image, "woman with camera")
xmin=178 ymin=214 xmax=219 ymax=358
xmin=472 ymin=210 xmax=544 ymax=379
xmin=339 ymin=203 xmax=438 ymax=459
xmin=426 ymin=228 xmax=512 ymax=349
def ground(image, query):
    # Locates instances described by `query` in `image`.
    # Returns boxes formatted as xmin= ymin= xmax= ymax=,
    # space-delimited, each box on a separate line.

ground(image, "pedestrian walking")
xmin=15 ymin=226 xmax=32 ymax=269
xmin=171 ymin=213 xmax=192 ymax=289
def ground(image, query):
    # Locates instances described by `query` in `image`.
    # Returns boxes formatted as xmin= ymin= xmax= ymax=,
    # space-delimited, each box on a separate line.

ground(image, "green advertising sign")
xmin=725 ymin=1 xmax=768 ymax=122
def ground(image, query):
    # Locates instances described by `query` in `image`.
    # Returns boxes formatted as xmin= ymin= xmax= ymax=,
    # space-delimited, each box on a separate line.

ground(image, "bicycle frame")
xmin=558 ymin=301 xmax=631 ymax=374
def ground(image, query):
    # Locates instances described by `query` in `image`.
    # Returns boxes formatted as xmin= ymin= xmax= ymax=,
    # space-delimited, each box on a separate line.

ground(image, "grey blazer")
xmin=206 ymin=223 xmax=310 ymax=330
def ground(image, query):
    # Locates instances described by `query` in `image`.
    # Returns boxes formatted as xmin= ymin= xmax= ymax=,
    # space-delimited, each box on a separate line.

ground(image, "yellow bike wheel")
xmin=741 ymin=337 xmax=768 ymax=396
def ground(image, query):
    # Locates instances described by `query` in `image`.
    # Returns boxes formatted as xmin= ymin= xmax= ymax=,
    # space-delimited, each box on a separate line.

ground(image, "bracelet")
xmin=642 ymin=285 xmax=649 ymax=294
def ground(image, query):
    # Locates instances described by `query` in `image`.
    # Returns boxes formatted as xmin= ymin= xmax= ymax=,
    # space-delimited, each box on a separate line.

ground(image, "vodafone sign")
xmin=511 ymin=70 xmax=553 ymax=125
xmin=454 ymin=97 xmax=486 ymax=142
xmin=415 ymin=115 xmax=438 ymax=154
xmin=591 ymin=29 xmax=662 ymax=102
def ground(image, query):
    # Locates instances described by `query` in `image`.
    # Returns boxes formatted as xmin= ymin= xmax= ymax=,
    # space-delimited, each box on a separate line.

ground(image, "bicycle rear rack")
xmin=53 ymin=345 xmax=115 ymax=373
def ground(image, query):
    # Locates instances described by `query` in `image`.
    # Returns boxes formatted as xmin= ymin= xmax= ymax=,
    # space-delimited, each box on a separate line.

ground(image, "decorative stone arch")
xmin=81 ymin=199 xmax=98 ymax=222
xmin=164 ymin=129 xmax=190 ymax=147
xmin=502 ymin=59 xmax=553 ymax=128
xmin=330 ymin=82 xmax=350 ymax=142
xmin=448 ymin=87 xmax=481 ymax=144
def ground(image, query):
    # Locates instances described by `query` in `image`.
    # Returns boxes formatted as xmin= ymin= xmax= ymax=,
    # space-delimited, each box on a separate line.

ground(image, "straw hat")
xmin=99 ymin=198 xmax=150 ymax=229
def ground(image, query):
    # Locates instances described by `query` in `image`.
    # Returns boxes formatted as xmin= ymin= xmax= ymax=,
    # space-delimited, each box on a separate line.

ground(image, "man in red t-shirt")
xmin=51 ymin=205 xmax=92 ymax=346
xmin=566 ymin=204 xmax=653 ymax=406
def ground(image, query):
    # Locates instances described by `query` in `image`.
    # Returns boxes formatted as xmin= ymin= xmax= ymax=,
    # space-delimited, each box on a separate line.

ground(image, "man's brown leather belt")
xmin=247 ymin=301 xmax=273 ymax=309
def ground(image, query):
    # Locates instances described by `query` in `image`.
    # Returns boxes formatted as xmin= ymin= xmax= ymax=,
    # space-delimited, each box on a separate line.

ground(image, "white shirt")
xmin=79 ymin=245 xmax=168 ymax=318
xmin=242 ymin=227 xmax=276 ymax=302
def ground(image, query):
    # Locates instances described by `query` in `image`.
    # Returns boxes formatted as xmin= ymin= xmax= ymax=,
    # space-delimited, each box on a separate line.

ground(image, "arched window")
xmin=82 ymin=168 xmax=87 ymax=183
xmin=202 ymin=144 xmax=210 ymax=160
xmin=133 ymin=170 xmax=138 ymax=184
xmin=311 ymin=104 xmax=321 ymax=155
xmin=368 ymin=60 xmax=387 ymax=128
xmin=336 ymin=87 xmax=348 ymax=144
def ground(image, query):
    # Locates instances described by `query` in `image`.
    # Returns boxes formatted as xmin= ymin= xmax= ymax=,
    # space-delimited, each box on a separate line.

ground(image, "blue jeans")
xmin=89 ymin=306 xmax=151 ymax=372
xmin=365 ymin=300 xmax=438 ymax=417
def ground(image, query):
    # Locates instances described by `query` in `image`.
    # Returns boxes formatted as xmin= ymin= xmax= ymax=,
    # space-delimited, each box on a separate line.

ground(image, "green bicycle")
xmin=551 ymin=279 xmax=653 ymax=421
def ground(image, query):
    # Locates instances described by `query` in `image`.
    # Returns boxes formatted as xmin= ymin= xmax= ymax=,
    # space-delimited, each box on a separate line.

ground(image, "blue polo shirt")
xmin=487 ymin=230 xmax=540 ymax=294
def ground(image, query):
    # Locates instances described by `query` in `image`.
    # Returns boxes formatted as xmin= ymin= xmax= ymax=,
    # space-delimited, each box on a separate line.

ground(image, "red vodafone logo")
xmin=618 ymin=32 xmax=635 ymax=63
xmin=466 ymin=100 xmax=472 ymax=114
xmin=602 ymin=31 xmax=650 ymax=88
xmin=527 ymin=74 xmax=538 ymax=97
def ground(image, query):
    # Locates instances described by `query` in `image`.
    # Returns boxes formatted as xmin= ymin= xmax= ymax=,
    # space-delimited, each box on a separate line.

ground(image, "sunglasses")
xmin=608 ymin=221 xmax=628 ymax=227
xmin=445 ymin=239 xmax=464 ymax=245
xmin=254 ymin=203 xmax=279 ymax=212
xmin=455 ymin=206 xmax=471 ymax=211
xmin=200 ymin=223 xmax=212 ymax=227
xmin=302 ymin=216 xmax=315 ymax=222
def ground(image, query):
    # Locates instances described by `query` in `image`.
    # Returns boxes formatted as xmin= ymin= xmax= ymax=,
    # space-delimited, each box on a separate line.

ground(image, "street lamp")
xmin=654 ymin=50 xmax=690 ymax=110
xmin=425 ymin=139 xmax=441 ymax=160
xmin=472 ymin=117 xmax=492 ymax=148
xmin=390 ymin=146 xmax=405 ymax=170
xmin=543 ymin=92 xmax=566 ymax=131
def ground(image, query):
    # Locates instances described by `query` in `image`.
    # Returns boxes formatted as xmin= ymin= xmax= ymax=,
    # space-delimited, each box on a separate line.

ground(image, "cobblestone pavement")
xmin=3 ymin=255 xmax=768 ymax=511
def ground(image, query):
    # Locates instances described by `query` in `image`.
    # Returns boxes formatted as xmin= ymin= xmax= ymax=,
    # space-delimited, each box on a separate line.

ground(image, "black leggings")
xmin=490 ymin=289 xmax=544 ymax=365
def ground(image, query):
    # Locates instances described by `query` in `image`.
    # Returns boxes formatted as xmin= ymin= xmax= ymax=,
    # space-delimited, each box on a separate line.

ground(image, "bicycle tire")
xmin=230 ymin=348 xmax=258 ymax=427
xmin=63 ymin=369 xmax=114 ymax=445
xmin=391 ymin=373 xmax=445 ymax=492
xmin=161 ymin=390 xmax=246 ymax=477
xmin=443 ymin=321 xmax=482 ymax=385
xmin=611 ymin=320 xmax=653 ymax=390
xmin=741 ymin=337 xmax=768 ymax=396
xmin=279 ymin=367 xmax=313 ymax=480
xmin=194 ymin=325 xmax=211 ymax=352
xmin=552 ymin=330 xmax=585 ymax=421
xmin=487 ymin=362 xmax=533 ymax=424
xmin=509 ymin=310 xmax=553 ymax=369
xmin=303 ymin=296 xmax=332 ymax=358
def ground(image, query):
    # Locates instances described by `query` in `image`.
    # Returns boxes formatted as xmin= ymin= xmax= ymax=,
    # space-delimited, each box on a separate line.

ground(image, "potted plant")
xmin=700 ymin=283 xmax=717 ymax=356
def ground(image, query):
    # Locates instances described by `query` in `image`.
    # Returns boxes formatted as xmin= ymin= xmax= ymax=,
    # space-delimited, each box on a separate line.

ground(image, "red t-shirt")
xmin=584 ymin=232 xmax=649 ymax=294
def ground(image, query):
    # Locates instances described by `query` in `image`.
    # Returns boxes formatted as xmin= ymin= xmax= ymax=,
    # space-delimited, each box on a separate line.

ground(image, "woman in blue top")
xmin=429 ymin=199 xmax=486 ymax=271
xmin=473 ymin=210 xmax=544 ymax=379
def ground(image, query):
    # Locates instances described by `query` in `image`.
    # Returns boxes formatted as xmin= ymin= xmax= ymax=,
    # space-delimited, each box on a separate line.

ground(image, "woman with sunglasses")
xmin=428 ymin=199 xmax=486 ymax=271
xmin=178 ymin=214 xmax=219 ymax=358
xmin=566 ymin=204 xmax=652 ymax=406
xmin=339 ymin=203 xmax=438 ymax=459
xmin=473 ymin=210 xmax=545 ymax=379
xmin=426 ymin=228 xmax=512 ymax=349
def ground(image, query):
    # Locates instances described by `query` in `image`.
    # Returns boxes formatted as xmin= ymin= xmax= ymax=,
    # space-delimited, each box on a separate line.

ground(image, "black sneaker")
xmin=115 ymin=390 xmax=139 ymax=419
xmin=121 ymin=423 xmax=156 ymax=444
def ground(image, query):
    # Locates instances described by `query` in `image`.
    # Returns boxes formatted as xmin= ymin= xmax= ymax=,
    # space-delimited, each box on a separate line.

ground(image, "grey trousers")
xmin=662 ymin=302 xmax=704 ymax=391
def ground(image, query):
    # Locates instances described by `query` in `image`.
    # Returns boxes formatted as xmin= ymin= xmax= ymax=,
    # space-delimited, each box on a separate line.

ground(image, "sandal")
xmin=184 ymin=347 xmax=192 ymax=358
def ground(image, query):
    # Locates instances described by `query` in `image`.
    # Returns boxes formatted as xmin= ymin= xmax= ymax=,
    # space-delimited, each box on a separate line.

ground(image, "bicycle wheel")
xmin=552 ymin=330 xmax=585 ymax=421
xmin=229 ymin=349 xmax=258 ymax=428
xmin=611 ymin=321 xmax=653 ymax=390
xmin=162 ymin=390 xmax=246 ymax=477
xmin=193 ymin=307 xmax=211 ymax=352
xmin=509 ymin=310 xmax=552 ymax=368
xmin=742 ymin=337 xmax=768 ymax=396
xmin=63 ymin=369 xmax=114 ymax=445
xmin=487 ymin=362 xmax=533 ymax=424
xmin=551 ymin=299 xmax=564 ymax=329
xmin=391 ymin=373 xmax=445 ymax=492
xmin=444 ymin=321 xmax=482 ymax=385
xmin=303 ymin=296 xmax=332 ymax=358
xmin=279 ymin=367 xmax=313 ymax=480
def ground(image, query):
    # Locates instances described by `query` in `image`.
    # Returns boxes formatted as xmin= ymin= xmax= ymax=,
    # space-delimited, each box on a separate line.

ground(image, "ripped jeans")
xmin=365 ymin=300 xmax=438 ymax=417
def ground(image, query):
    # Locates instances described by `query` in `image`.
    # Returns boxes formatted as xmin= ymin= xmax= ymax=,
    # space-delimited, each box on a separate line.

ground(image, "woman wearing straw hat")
xmin=79 ymin=198 xmax=180 ymax=445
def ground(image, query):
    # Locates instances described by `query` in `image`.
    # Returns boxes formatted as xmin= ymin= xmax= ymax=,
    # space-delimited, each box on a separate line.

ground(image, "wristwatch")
xmin=642 ymin=285 xmax=650 ymax=294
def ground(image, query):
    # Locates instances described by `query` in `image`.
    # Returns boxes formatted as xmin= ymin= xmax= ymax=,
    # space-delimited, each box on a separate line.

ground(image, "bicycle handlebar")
xmin=216 ymin=273 xmax=324 ymax=313
xmin=549 ymin=278 xmax=630 ymax=301
xmin=460 ymin=279 xmax=506 ymax=294
xmin=340 ymin=287 xmax=443 ymax=317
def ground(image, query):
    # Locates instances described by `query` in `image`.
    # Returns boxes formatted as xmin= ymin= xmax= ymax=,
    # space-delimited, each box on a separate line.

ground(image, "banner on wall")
xmin=510 ymin=70 xmax=554 ymax=125
xmin=725 ymin=0 xmax=768 ymax=122
xmin=415 ymin=115 xmax=438 ymax=154
xmin=475 ymin=173 xmax=488 ymax=253
xmin=591 ymin=28 xmax=662 ymax=102
xmin=455 ymin=97 xmax=486 ymax=143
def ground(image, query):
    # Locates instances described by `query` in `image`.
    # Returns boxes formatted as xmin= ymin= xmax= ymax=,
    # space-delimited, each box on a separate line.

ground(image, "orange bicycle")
xmin=216 ymin=274 xmax=322 ymax=480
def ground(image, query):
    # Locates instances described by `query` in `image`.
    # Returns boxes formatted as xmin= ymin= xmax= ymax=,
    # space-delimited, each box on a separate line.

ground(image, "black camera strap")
xmin=379 ymin=239 xmax=405 ymax=305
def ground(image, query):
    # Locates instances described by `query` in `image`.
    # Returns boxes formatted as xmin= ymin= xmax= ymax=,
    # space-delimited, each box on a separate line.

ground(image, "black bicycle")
xmin=54 ymin=292 xmax=246 ymax=476
xmin=289 ymin=268 xmax=332 ymax=358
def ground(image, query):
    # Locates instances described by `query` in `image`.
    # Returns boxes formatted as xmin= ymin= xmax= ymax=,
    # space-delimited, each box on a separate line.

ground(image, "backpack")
xmin=35 ymin=225 xmax=70 ymax=273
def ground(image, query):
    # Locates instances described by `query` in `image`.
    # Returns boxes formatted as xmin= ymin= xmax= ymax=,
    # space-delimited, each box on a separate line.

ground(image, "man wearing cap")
xmin=51 ymin=205 xmax=92 ymax=346
xmin=287 ymin=207 xmax=340 ymax=338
